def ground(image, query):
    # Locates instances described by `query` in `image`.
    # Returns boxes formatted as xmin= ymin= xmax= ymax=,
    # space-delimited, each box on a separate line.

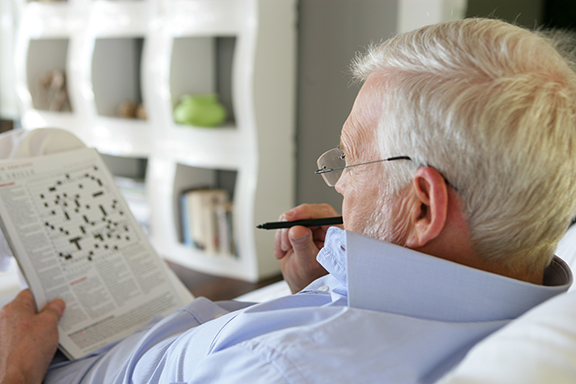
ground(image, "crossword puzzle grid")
xmin=28 ymin=163 xmax=140 ymax=271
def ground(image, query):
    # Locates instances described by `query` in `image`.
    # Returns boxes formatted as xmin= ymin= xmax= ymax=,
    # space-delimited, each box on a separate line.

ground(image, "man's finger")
xmin=274 ymin=229 xmax=288 ymax=259
xmin=289 ymin=226 xmax=317 ymax=257
xmin=41 ymin=298 xmax=66 ymax=321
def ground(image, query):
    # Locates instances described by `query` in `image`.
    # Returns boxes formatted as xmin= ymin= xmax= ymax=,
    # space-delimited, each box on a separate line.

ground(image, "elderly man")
xmin=2 ymin=18 xmax=576 ymax=384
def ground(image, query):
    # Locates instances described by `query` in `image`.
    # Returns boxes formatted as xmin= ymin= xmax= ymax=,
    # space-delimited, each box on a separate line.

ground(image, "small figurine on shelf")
xmin=118 ymin=101 xmax=138 ymax=118
xmin=173 ymin=94 xmax=227 ymax=127
xmin=35 ymin=69 xmax=72 ymax=112
xmin=136 ymin=103 xmax=147 ymax=120
xmin=117 ymin=101 xmax=147 ymax=120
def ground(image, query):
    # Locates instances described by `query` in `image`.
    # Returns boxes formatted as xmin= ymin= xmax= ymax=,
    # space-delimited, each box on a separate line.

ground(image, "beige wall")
xmin=296 ymin=0 xmax=398 ymax=209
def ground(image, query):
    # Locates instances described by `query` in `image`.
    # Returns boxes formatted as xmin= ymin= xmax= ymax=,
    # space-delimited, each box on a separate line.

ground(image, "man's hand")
xmin=274 ymin=204 xmax=342 ymax=293
xmin=0 ymin=289 xmax=65 ymax=384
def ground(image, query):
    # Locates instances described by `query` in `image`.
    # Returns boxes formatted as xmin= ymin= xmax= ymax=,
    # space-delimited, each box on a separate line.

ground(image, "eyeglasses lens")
xmin=317 ymin=148 xmax=346 ymax=187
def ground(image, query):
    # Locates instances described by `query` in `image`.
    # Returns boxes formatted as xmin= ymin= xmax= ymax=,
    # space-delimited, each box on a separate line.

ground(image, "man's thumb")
xmin=289 ymin=228 xmax=317 ymax=255
xmin=43 ymin=298 xmax=66 ymax=321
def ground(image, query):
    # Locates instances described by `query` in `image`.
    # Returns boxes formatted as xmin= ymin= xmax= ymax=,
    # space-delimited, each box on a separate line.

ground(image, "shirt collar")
xmin=317 ymin=227 xmax=571 ymax=322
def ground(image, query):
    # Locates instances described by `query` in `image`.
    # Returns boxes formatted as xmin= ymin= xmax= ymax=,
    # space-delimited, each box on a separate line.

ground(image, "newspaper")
xmin=0 ymin=148 xmax=191 ymax=360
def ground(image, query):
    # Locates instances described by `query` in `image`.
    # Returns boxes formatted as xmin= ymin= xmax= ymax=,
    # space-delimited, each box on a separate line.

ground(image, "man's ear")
xmin=404 ymin=167 xmax=449 ymax=248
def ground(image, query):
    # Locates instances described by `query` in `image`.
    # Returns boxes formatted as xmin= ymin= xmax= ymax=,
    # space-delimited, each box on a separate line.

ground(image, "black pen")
xmin=256 ymin=216 xmax=343 ymax=230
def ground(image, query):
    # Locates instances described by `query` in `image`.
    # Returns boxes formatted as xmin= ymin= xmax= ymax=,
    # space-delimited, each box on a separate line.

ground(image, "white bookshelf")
xmin=15 ymin=0 xmax=296 ymax=282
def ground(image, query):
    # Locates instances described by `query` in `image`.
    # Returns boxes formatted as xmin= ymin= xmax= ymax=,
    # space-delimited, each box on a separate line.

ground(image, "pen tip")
xmin=256 ymin=224 xmax=264 ymax=229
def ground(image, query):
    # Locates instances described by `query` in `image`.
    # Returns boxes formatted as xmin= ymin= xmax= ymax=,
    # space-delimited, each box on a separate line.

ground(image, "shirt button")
xmin=318 ymin=285 xmax=330 ymax=292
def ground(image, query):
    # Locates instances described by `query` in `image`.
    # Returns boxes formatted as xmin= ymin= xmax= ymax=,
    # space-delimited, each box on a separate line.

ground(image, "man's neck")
xmin=469 ymin=257 xmax=545 ymax=285
xmin=415 ymin=235 xmax=545 ymax=285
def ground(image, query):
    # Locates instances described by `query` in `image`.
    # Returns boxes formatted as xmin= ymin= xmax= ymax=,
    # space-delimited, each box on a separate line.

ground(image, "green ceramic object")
xmin=174 ymin=94 xmax=228 ymax=127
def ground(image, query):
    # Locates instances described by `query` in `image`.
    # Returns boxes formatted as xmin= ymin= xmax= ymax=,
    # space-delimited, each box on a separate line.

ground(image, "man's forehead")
xmin=340 ymin=78 xmax=384 ymax=156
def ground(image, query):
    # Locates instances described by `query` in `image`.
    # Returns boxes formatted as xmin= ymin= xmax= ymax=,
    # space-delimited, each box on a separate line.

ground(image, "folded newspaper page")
xmin=0 ymin=147 xmax=190 ymax=360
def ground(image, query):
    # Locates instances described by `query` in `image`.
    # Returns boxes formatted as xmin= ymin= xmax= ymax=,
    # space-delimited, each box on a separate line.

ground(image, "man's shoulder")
xmin=205 ymin=305 xmax=504 ymax=384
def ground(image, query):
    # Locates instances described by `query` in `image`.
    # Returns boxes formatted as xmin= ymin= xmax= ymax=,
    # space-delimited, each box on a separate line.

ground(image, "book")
xmin=0 ymin=147 xmax=193 ymax=360
xmin=180 ymin=189 xmax=235 ymax=256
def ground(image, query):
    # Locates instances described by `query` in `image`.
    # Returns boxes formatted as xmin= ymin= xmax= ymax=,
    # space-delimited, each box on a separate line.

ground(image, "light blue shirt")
xmin=45 ymin=228 xmax=571 ymax=384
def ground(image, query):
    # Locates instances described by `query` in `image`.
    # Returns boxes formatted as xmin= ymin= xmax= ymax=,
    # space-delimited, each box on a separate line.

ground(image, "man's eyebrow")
xmin=337 ymin=143 xmax=347 ymax=159
xmin=339 ymin=140 xmax=354 ymax=160
xmin=338 ymin=141 xmax=349 ymax=153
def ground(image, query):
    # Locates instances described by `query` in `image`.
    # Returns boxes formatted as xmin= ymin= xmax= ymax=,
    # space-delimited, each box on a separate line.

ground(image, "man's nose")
xmin=334 ymin=170 xmax=348 ymax=194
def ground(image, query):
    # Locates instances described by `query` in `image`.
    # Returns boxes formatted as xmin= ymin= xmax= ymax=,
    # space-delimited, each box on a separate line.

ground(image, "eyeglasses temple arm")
xmin=315 ymin=156 xmax=412 ymax=174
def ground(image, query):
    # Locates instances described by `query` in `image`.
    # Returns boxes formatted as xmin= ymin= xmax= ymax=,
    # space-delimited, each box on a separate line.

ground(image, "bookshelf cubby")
xmin=15 ymin=0 xmax=296 ymax=282
xmin=26 ymin=38 xmax=72 ymax=111
xmin=170 ymin=36 xmax=236 ymax=126
xmin=15 ymin=0 xmax=79 ymax=132
xmin=92 ymin=37 xmax=144 ymax=118
xmin=172 ymin=164 xmax=237 ymax=243
xmin=173 ymin=165 xmax=237 ymax=199
xmin=100 ymin=154 xmax=147 ymax=180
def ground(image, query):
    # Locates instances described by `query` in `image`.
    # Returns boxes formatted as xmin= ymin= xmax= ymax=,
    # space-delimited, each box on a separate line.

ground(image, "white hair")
xmin=352 ymin=18 xmax=576 ymax=274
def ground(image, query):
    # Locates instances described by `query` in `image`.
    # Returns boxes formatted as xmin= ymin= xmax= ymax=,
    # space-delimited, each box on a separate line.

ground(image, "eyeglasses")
xmin=315 ymin=147 xmax=411 ymax=187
